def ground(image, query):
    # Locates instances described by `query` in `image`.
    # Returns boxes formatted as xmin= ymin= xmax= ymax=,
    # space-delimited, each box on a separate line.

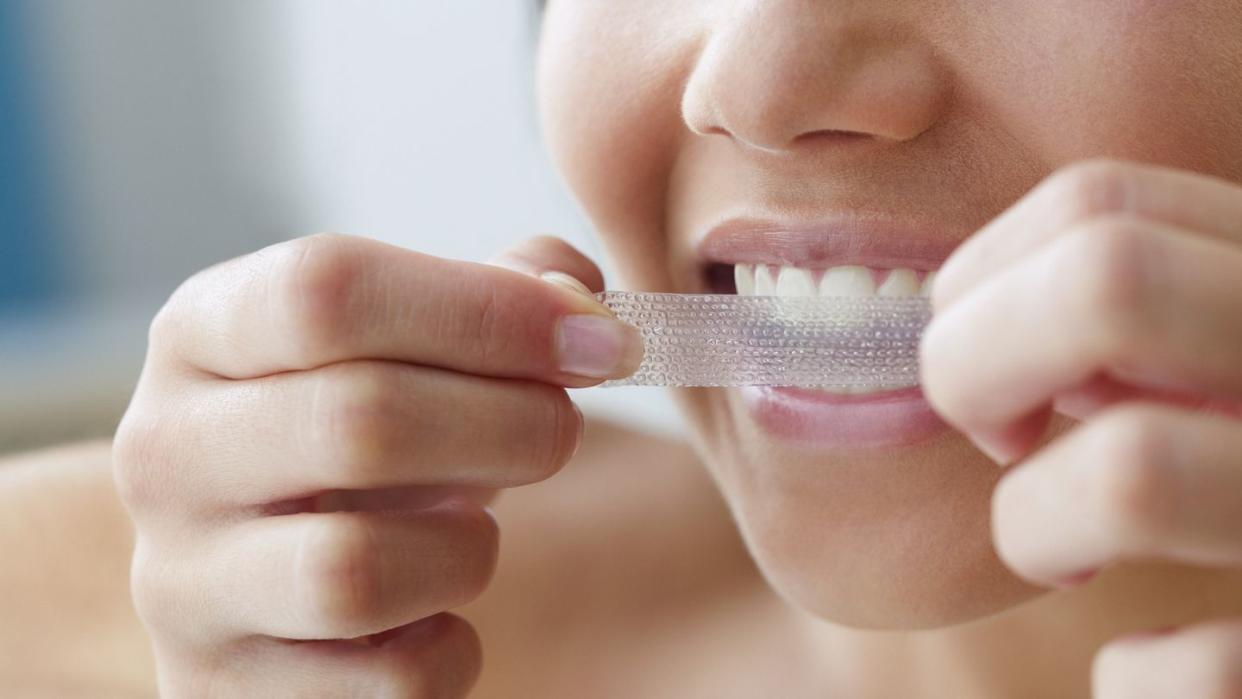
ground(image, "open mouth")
xmin=702 ymin=262 xmax=936 ymax=395
xmin=707 ymin=261 xmax=934 ymax=297
xmin=695 ymin=215 xmax=956 ymax=447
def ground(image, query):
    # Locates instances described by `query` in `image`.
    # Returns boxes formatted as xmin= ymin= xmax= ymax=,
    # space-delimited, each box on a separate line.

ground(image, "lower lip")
xmin=739 ymin=385 xmax=951 ymax=449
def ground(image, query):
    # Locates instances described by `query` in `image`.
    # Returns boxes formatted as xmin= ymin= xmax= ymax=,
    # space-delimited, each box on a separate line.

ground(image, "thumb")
xmin=487 ymin=236 xmax=606 ymax=298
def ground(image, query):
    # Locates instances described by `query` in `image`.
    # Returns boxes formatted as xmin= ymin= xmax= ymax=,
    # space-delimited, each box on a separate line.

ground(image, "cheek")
xmin=959 ymin=1 xmax=1242 ymax=176
xmin=536 ymin=4 xmax=701 ymax=288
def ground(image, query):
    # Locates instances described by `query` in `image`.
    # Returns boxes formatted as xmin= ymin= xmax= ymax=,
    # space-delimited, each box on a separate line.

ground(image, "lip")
xmin=740 ymin=385 xmax=951 ymax=448
xmin=697 ymin=213 xmax=961 ymax=270
xmin=692 ymin=212 xmax=961 ymax=447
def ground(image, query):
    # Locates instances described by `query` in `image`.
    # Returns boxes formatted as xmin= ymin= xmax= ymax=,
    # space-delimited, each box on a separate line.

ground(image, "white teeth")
xmin=754 ymin=264 xmax=778 ymax=295
xmin=920 ymin=271 xmax=937 ymax=297
xmin=877 ymin=268 xmax=919 ymax=297
xmin=734 ymin=263 xmax=755 ymax=296
xmin=732 ymin=263 xmax=932 ymax=300
xmin=819 ymin=265 xmax=875 ymax=297
xmin=815 ymin=383 xmax=910 ymax=395
xmin=728 ymin=262 xmax=928 ymax=394
xmin=776 ymin=266 xmax=817 ymax=296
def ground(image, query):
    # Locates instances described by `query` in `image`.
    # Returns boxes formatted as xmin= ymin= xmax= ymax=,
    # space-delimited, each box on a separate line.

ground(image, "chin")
xmin=676 ymin=387 xmax=1048 ymax=630
xmin=738 ymin=488 xmax=1048 ymax=630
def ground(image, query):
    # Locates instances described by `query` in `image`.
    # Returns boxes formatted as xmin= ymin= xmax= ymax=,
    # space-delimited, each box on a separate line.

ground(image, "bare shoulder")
xmin=0 ymin=442 xmax=157 ymax=695
xmin=464 ymin=417 xmax=768 ymax=697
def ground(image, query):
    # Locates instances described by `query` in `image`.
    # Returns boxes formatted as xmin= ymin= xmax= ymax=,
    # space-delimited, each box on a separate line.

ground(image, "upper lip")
xmin=696 ymin=213 xmax=963 ymax=270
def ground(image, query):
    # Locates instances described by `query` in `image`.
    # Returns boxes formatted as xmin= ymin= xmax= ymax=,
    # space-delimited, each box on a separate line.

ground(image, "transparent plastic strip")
xmin=595 ymin=292 xmax=932 ymax=388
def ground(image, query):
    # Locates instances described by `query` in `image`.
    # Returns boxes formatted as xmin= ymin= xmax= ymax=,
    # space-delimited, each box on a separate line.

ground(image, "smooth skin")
xmin=925 ymin=161 xmax=1242 ymax=695
xmin=111 ymin=234 xmax=645 ymax=695
xmin=6 ymin=1 xmax=1242 ymax=697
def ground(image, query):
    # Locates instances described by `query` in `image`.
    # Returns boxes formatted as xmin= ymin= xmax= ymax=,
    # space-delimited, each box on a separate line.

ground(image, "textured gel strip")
xmin=595 ymin=292 xmax=932 ymax=388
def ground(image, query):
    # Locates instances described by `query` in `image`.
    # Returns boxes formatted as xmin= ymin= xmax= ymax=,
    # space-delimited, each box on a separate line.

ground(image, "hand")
xmin=112 ymin=234 xmax=641 ymax=697
xmin=921 ymin=160 xmax=1242 ymax=697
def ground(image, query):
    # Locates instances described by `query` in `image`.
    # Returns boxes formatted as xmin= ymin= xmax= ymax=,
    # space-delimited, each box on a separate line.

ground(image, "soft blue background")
xmin=0 ymin=1 xmax=59 ymax=311
xmin=0 ymin=1 xmax=681 ymax=454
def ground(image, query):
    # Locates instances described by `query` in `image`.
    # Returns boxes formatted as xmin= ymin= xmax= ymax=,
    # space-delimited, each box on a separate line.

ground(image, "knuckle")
xmin=111 ymin=409 xmax=170 ymax=514
xmin=1049 ymin=158 xmax=1136 ymax=220
xmin=1057 ymin=218 xmax=1153 ymax=359
xmin=277 ymin=234 xmax=363 ymax=358
xmin=1088 ymin=406 xmax=1177 ymax=543
xmin=317 ymin=365 xmax=405 ymax=485
xmin=446 ymin=276 xmax=534 ymax=371
xmin=297 ymin=514 xmax=383 ymax=638
xmin=147 ymin=268 xmax=210 ymax=357
xmin=128 ymin=539 xmax=184 ymax=640
xmin=127 ymin=541 xmax=163 ymax=624
xmin=146 ymin=295 xmax=184 ymax=358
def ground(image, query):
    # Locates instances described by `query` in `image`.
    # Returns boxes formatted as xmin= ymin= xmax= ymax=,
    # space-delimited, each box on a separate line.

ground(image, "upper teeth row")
xmin=734 ymin=264 xmax=935 ymax=298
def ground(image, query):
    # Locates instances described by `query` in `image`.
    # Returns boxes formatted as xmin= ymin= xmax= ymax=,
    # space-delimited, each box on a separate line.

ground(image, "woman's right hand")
xmin=112 ymin=234 xmax=642 ymax=697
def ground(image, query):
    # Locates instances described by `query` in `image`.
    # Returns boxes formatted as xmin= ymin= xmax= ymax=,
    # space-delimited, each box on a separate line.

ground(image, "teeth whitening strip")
xmin=595 ymin=292 xmax=932 ymax=388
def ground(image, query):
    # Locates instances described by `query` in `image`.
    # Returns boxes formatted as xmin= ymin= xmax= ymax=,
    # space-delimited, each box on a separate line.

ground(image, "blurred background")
xmin=1 ymin=0 xmax=681 ymax=456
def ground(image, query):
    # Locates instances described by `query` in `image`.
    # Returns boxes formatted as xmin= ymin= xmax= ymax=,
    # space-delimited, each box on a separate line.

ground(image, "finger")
xmin=1052 ymin=374 xmax=1242 ymax=426
xmin=921 ymin=217 xmax=1242 ymax=462
xmin=1093 ymin=617 xmax=1242 ymax=699
xmin=992 ymin=404 xmax=1242 ymax=588
xmin=125 ymin=360 xmax=581 ymax=508
xmin=165 ymin=614 xmax=482 ymax=697
xmin=935 ymin=159 xmax=1242 ymax=309
xmin=1053 ymin=374 xmax=1209 ymax=422
xmin=309 ymin=485 xmax=497 ymax=514
xmin=487 ymin=235 xmax=606 ymax=293
xmin=170 ymin=502 xmax=498 ymax=641
xmin=153 ymin=233 xmax=640 ymax=385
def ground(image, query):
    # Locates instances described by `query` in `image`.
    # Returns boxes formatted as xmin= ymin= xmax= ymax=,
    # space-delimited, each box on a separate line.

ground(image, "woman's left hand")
xmin=921 ymin=159 xmax=1242 ymax=698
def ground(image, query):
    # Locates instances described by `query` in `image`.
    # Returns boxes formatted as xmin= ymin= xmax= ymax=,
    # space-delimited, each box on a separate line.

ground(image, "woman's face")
xmin=536 ymin=1 xmax=1242 ymax=628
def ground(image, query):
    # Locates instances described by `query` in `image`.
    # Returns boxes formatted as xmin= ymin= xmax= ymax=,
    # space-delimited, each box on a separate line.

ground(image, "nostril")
xmin=795 ymin=129 xmax=874 ymax=145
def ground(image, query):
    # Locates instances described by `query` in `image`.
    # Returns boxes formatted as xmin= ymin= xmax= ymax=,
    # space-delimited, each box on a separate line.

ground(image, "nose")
xmin=682 ymin=1 xmax=948 ymax=154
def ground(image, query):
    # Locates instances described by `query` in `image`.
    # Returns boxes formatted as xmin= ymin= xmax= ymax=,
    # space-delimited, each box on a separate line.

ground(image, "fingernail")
xmin=540 ymin=271 xmax=595 ymax=299
xmin=556 ymin=315 xmax=643 ymax=379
